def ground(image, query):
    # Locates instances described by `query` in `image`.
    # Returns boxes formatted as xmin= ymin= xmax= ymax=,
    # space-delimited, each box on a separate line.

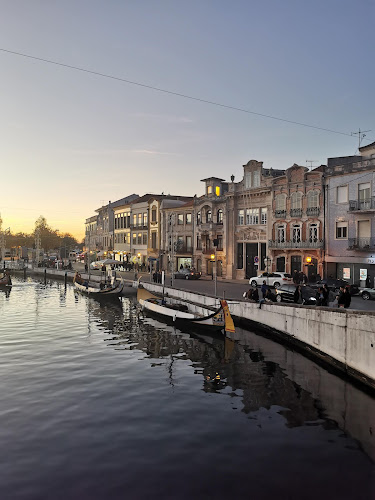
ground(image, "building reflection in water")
xmin=84 ymin=295 xmax=375 ymax=463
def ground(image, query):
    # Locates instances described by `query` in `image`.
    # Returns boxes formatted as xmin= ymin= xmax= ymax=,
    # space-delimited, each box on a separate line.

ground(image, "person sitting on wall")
xmin=261 ymin=280 xmax=268 ymax=299
xmin=337 ymin=286 xmax=346 ymax=308
xmin=344 ymin=286 xmax=352 ymax=309
xmin=294 ymin=285 xmax=303 ymax=304
xmin=265 ymin=289 xmax=276 ymax=303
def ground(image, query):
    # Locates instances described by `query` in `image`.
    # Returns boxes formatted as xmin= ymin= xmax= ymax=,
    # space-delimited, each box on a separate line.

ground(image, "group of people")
xmin=244 ymin=280 xmax=277 ymax=308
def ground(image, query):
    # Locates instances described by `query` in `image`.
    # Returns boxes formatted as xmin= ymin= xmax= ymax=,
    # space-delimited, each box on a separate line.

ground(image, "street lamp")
xmin=210 ymin=253 xmax=217 ymax=297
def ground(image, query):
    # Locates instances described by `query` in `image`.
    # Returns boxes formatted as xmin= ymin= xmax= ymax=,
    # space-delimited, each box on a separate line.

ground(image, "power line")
xmin=0 ymin=47 xmax=356 ymax=139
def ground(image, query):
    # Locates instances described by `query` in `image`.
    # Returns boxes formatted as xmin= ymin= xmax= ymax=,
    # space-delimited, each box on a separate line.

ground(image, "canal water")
xmin=0 ymin=276 xmax=374 ymax=499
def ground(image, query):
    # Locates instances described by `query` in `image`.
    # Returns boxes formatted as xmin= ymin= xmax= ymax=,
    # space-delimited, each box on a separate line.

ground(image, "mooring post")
xmin=64 ymin=272 xmax=67 ymax=286
xmin=44 ymin=269 xmax=47 ymax=284
xmin=24 ymin=267 xmax=26 ymax=279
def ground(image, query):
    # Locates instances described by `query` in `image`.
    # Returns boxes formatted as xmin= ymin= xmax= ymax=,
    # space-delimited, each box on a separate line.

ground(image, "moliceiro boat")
xmin=0 ymin=271 xmax=12 ymax=286
xmin=138 ymin=287 xmax=235 ymax=333
xmin=73 ymin=272 xmax=124 ymax=297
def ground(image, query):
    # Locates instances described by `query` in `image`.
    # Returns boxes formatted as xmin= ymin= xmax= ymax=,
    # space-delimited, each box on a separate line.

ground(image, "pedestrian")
xmin=252 ymin=288 xmax=259 ymax=302
xmin=293 ymin=270 xmax=299 ymax=284
xmin=366 ymin=275 xmax=371 ymax=288
xmin=344 ymin=286 xmax=351 ymax=309
xmin=244 ymin=288 xmax=253 ymax=300
xmin=265 ymin=289 xmax=276 ymax=302
xmin=322 ymin=284 xmax=329 ymax=306
xmin=316 ymin=287 xmax=324 ymax=306
xmin=337 ymin=286 xmax=346 ymax=308
xmin=261 ymin=280 xmax=268 ymax=299
xmin=84 ymin=263 xmax=88 ymax=272
xmin=294 ymin=285 xmax=303 ymax=304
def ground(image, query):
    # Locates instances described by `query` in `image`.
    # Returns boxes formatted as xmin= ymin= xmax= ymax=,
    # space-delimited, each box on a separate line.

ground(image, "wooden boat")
xmin=73 ymin=272 xmax=124 ymax=297
xmin=0 ymin=272 xmax=12 ymax=286
xmin=138 ymin=287 xmax=235 ymax=333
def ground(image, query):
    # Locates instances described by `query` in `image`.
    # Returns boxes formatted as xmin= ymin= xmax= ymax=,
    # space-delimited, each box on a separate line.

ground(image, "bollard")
xmin=44 ymin=269 xmax=47 ymax=284
xmin=64 ymin=272 xmax=67 ymax=286
xmin=24 ymin=267 xmax=27 ymax=279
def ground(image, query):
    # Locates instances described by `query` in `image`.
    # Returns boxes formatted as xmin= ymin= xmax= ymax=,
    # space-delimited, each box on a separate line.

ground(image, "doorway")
xmin=291 ymin=255 xmax=302 ymax=275
xmin=245 ymin=243 xmax=258 ymax=279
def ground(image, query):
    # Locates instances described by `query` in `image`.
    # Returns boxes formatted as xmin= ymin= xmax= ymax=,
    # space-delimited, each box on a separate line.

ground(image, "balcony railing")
xmin=348 ymin=238 xmax=375 ymax=250
xmin=349 ymin=197 xmax=375 ymax=211
xmin=306 ymin=207 xmax=320 ymax=216
xmin=268 ymin=239 xmax=324 ymax=249
xmin=174 ymin=245 xmax=193 ymax=254
xmin=130 ymin=224 xmax=148 ymax=230
xmin=275 ymin=210 xmax=286 ymax=218
xmin=290 ymin=208 xmax=303 ymax=218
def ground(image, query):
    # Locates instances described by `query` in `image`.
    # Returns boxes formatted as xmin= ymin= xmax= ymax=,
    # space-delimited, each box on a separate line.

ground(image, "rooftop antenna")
xmin=306 ymin=160 xmax=317 ymax=171
xmin=351 ymin=128 xmax=371 ymax=153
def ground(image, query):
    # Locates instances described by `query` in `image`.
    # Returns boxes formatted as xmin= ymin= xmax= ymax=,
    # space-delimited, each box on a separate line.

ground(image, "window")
xmin=177 ymin=236 xmax=184 ymax=250
xmin=253 ymin=170 xmax=260 ymax=187
xmin=244 ymin=172 xmax=251 ymax=189
xmin=151 ymin=208 xmax=157 ymax=222
xmin=206 ymin=210 xmax=212 ymax=223
xmin=177 ymin=214 xmax=183 ymax=225
xmin=359 ymin=183 xmax=371 ymax=208
xmin=337 ymin=185 xmax=348 ymax=204
xmin=246 ymin=208 xmax=259 ymax=225
xmin=197 ymin=211 xmax=201 ymax=224
xmin=143 ymin=233 xmax=148 ymax=245
xmin=132 ymin=233 xmax=137 ymax=245
xmin=336 ymin=221 xmax=347 ymax=239
xmin=207 ymin=185 xmax=213 ymax=195
xmin=277 ymin=225 xmax=285 ymax=243
xmin=217 ymin=209 xmax=223 ymax=224
xmin=261 ymin=208 xmax=267 ymax=225
xmin=138 ymin=213 xmax=142 ymax=227
xmin=275 ymin=194 xmax=286 ymax=211
xmin=309 ymin=223 xmax=318 ymax=243
xmin=217 ymin=235 xmax=223 ymax=250
xmin=186 ymin=213 xmax=192 ymax=224
xmin=143 ymin=212 xmax=148 ymax=226
xmin=215 ymin=186 xmax=221 ymax=196
xmin=291 ymin=192 xmax=302 ymax=209
xmin=196 ymin=236 xmax=202 ymax=249
xmin=186 ymin=236 xmax=192 ymax=251
xmin=138 ymin=233 xmax=142 ymax=245
xmin=307 ymin=190 xmax=319 ymax=208
xmin=292 ymin=224 xmax=301 ymax=243
xmin=133 ymin=214 xmax=137 ymax=227
xmin=151 ymin=232 xmax=157 ymax=248
xmin=238 ymin=209 xmax=244 ymax=225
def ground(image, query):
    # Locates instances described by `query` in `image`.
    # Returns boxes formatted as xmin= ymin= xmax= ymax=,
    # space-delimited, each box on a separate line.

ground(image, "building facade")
xmin=269 ymin=164 xmax=325 ymax=279
xmin=325 ymin=142 xmax=375 ymax=286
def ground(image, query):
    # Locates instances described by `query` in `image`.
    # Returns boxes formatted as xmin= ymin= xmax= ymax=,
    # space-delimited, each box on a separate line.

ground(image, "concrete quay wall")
xmin=142 ymin=282 xmax=375 ymax=390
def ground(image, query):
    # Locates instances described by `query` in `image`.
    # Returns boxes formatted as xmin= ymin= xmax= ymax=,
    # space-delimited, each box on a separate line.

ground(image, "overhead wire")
xmin=0 ymin=47 xmax=359 ymax=139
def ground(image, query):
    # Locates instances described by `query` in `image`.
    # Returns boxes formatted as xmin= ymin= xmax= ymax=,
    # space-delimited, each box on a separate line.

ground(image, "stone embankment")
xmin=140 ymin=282 xmax=375 ymax=391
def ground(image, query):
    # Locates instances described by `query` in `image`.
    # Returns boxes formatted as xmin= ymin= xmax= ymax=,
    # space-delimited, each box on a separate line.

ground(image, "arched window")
xmin=217 ymin=209 xmax=223 ymax=224
xmin=197 ymin=211 xmax=201 ymax=224
xmin=292 ymin=224 xmax=301 ymax=243
xmin=291 ymin=192 xmax=302 ymax=209
xmin=309 ymin=223 xmax=318 ymax=243
xmin=206 ymin=210 xmax=212 ymax=223
xmin=275 ymin=194 xmax=286 ymax=211
xmin=307 ymin=190 xmax=319 ymax=208
xmin=277 ymin=224 xmax=285 ymax=243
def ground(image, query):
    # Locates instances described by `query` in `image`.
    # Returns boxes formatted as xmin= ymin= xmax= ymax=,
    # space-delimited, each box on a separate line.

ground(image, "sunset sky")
xmin=1 ymin=1 xmax=373 ymax=241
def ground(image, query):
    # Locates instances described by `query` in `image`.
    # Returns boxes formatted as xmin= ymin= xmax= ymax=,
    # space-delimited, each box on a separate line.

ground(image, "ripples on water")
xmin=0 ymin=277 xmax=374 ymax=499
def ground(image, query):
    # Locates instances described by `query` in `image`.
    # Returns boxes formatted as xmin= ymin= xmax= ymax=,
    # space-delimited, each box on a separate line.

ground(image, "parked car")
xmin=90 ymin=260 xmax=105 ymax=270
xmin=358 ymin=287 xmax=375 ymax=300
xmin=249 ymin=272 xmax=293 ymax=289
xmin=174 ymin=268 xmax=201 ymax=280
xmin=275 ymin=284 xmax=317 ymax=305
xmin=312 ymin=278 xmax=359 ymax=295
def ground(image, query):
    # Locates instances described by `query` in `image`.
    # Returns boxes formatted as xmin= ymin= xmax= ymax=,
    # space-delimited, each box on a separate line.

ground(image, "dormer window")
xmin=215 ymin=186 xmax=221 ymax=196
xmin=207 ymin=185 xmax=213 ymax=195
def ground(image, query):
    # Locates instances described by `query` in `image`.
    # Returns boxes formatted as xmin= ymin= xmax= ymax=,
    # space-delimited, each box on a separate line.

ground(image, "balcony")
xmin=306 ymin=207 xmax=320 ymax=216
xmin=275 ymin=210 xmax=286 ymax=218
xmin=174 ymin=245 xmax=193 ymax=254
xmin=199 ymin=221 xmax=222 ymax=231
xmin=130 ymin=224 xmax=148 ymax=230
xmin=349 ymin=197 xmax=375 ymax=212
xmin=290 ymin=208 xmax=303 ymax=218
xmin=348 ymin=238 xmax=375 ymax=251
xmin=268 ymin=239 xmax=324 ymax=249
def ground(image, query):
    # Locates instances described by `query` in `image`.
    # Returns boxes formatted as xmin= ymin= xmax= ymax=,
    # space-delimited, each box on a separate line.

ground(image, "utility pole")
xmin=351 ymin=128 xmax=371 ymax=152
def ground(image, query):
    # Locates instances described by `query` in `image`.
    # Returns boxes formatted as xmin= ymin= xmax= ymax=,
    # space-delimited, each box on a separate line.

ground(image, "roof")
xmin=359 ymin=141 xmax=375 ymax=152
xmin=200 ymin=177 xmax=226 ymax=182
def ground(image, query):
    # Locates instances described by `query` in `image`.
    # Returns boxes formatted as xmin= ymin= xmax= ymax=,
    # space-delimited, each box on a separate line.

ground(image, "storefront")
xmin=326 ymin=257 xmax=375 ymax=287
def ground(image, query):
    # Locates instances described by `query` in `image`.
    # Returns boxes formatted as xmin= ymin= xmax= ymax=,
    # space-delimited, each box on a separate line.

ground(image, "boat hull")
xmin=73 ymin=275 xmax=124 ymax=297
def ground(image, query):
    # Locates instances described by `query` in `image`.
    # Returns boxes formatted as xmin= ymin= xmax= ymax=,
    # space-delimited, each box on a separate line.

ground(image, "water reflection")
xmin=83 ymin=295 xmax=375 ymax=463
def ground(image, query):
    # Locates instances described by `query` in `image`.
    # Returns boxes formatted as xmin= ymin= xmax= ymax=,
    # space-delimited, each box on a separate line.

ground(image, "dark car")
xmin=174 ymin=268 xmax=201 ymax=280
xmin=313 ymin=279 xmax=359 ymax=295
xmin=275 ymin=284 xmax=318 ymax=305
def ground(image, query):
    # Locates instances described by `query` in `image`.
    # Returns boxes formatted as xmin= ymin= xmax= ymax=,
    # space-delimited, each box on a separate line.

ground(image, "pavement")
xmin=73 ymin=263 xmax=375 ymax=312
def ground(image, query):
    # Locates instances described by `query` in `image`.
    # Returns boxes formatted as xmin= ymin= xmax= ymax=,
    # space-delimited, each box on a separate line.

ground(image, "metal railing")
xmin=348 ymin=238 xmax=375 ymax=250
xmin=306 ymin=207 xmax=320 ymax=216
xmin=275 ymin=210 xmax=286 ymax=218
xmin=349 ymin=197 xmax=375 ymax=211
xmin=268 ymin=239 xmax=324 ymax=249
xmin=290 ymin=208 xmax=303 ymax=218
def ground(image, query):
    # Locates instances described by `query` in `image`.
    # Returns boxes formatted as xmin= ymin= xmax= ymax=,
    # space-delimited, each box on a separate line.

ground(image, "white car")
xmin=90 ymin=260 xmax=105 ymax=270
xmin=249 ymin=272 xmax=293 ymax=288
